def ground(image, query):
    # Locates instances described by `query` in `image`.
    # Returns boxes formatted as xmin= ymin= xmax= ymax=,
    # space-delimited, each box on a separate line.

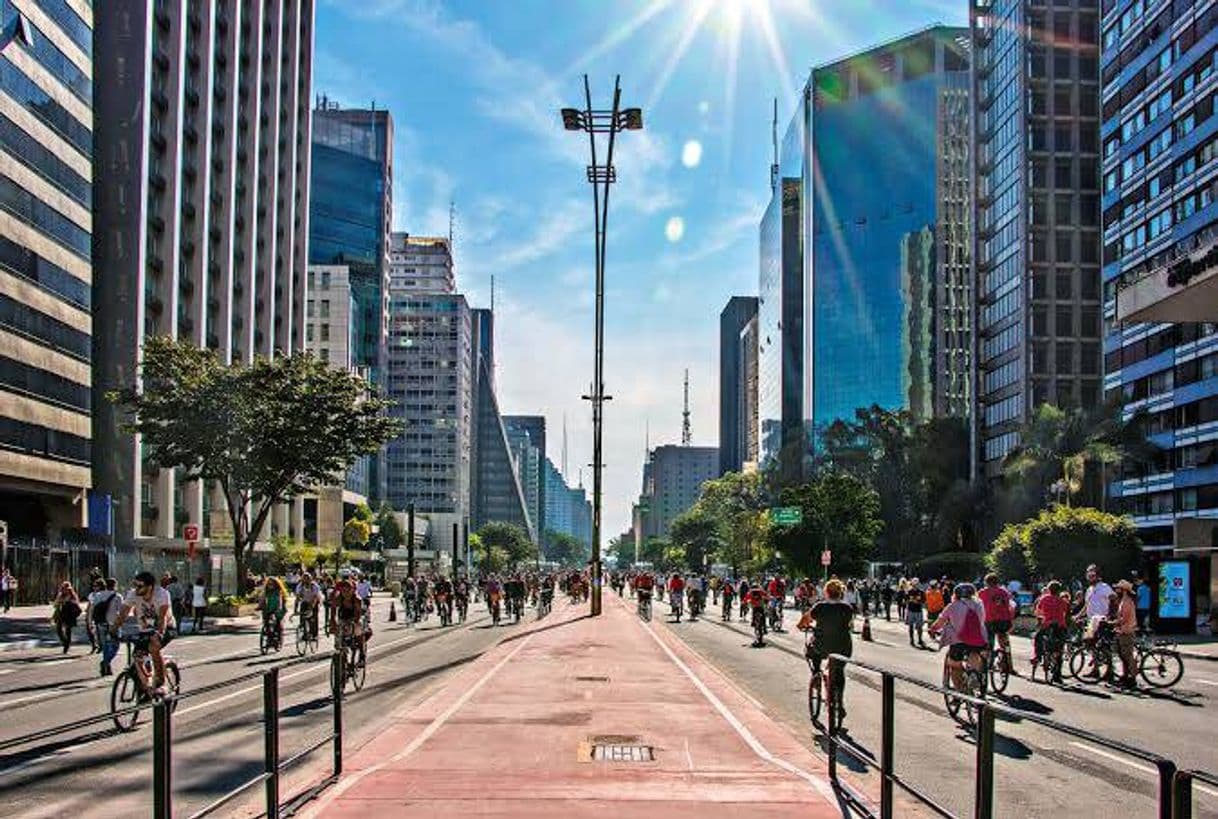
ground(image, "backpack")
xmin=91 ymin=591 xmax=115 ymax=626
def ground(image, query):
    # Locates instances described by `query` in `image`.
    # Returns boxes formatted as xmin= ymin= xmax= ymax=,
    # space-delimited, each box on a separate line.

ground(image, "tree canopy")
xmin=987 ymin=505 xmax=1142 ymax=583
xmin=476 ymin=522 xmax=536 ymax=568
xmin=545 ymin=530 xmax=589 ymax=567
xmin=768 ymin=471 xmax=881 ymax=577
xmin=111 ymin=337 xmax=401 ymax=584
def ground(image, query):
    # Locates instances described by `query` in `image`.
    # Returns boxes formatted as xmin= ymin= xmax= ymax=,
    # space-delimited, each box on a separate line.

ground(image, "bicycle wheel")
xmin=1068 ymin=644 xmax=1092 ymax=680
xmin=1139 ymin=649 xmax=1184 ymax=689
xmin=111 ymin=669 xmax=143 ymax=732
xmin=942 ymin=666 xmax=963 ymax=721
xmin=961 ymin=670 xmax=982 ymax=728
xmin=295 ymin=625 xmax=308 ymax=656
xmin=808 ymin=672 xmax=823 ymax=724
xmin=349 ymin=645 xmax=366 ymax=691
xmin=259 ymin=627 xmax=270 ymax=656
xmin=989 ymin=649 xmax=1010 ymax=694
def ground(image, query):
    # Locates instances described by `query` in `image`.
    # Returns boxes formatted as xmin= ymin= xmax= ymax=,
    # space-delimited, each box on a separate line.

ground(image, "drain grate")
xmin=592 ymin=743 xmax=654 ymax=762
xmin=574 ymin=675 xmax=609 ymax=682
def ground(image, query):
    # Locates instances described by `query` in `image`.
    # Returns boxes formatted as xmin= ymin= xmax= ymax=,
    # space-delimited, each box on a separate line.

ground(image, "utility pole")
xmin=560 ymin=77 xmax=643 ymax=617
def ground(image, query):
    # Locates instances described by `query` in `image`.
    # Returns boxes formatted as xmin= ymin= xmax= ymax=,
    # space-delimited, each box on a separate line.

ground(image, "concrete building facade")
xmin=93 ymin=0 xmax=315 ymax=549
xmin=718 ymin=296 xmax=758 ymax=476
xmin=389 ymin=232 xmax=454 ymax=295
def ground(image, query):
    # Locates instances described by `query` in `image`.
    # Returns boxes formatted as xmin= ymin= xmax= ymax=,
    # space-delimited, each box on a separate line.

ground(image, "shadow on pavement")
xmin=498 ymin=612 xmax=590 ymax=644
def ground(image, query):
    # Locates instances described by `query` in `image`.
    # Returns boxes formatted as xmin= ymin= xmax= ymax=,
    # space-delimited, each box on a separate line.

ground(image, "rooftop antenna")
xmin=770 ymin=98 xmax=779 ymax=190
xmin=645 ymin=419 xmax=650 ymax=457
xmin=682 ymin=369 xmax=691 ymax=446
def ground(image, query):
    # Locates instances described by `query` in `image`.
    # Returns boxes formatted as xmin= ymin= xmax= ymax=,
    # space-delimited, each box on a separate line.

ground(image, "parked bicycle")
xmin=111 ymin=632 xmax=181 ymax=732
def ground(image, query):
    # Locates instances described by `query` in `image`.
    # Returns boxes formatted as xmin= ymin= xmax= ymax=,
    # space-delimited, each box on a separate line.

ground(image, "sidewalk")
xmin=301 ymin=597 xmax=846 ymax=818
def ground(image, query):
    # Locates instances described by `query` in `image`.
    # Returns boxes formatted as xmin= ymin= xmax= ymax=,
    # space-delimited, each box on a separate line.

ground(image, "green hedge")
xmin=986 ymin=505 xmax=1140 ymax=583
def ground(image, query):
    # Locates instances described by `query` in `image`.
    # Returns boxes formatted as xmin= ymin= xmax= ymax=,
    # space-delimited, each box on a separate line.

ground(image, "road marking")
xmin=639 ymin=611 xmax=838 ymax=805
xmin=298 ymin=628 xmax=535 ymax=817
xmin=1068 ymin=742 xmax=1218 ymax=798
xmin=1193 ymin=678 xmax=1218 ymax=687
xmin=0 ymin=668 xmax=16 ymax=676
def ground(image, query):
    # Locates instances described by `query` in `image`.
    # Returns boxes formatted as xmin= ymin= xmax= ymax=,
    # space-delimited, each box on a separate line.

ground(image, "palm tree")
xmin=1003 ymin=399 xmax=1159 ymax=508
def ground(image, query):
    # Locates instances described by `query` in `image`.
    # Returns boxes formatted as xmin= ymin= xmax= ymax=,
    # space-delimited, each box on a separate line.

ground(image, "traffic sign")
xmin=183 ymin=523 xmax=200 ymax=541
xmin=821 ymin=550 xmax=832 ymax=567
xmin=770 ymin=507 xmax=802 ymax=527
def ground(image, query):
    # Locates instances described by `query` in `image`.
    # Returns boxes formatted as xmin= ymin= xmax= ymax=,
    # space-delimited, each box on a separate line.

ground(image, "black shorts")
xmin=948 ymin=642 xmax=986 ymax=662
xmin=129 ymin=629 xmax=175 ymax=652
xmin=987 ymin=620 xmax=1011 ymax=635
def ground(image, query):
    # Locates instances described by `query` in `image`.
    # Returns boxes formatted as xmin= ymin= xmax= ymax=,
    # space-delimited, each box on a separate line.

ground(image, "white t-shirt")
xmin=192 ymin=583 xmax=207 ymax=608
xmin=122 ymin=586 xmax=176 ymax=631
xmin=356 ymin=580 xmax=371 ymax=601
xmin=88 ymin=590 xmax=119 ymax=626
xmin=1085 ymin=581 xmax=1114 ymax=618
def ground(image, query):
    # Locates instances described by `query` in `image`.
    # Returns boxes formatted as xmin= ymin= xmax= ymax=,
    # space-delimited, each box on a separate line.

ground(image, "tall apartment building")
xmin=93 ymin=1 xmax=314 ymax=548
xmin=718 ymin=296 xmax=758 ymax=475
xmin=741 ymin=313 xmax=760 ymax=466
xmin=759 ymin=26 xmax=971 ymax=482
xmin=389 ymin=232 xmax=455 ymax=295
xmin=0 ymin=0 xmax=93 ymax=540
xmin=970 ymin=1 xmax=1103 ymax=479
xmin=504 ymin=414 xmax=546 ymax=544
xmin=636 ymin=445 xmax=718 ymax=540
xmin=384 ymin=290 xmax=472 ymax=524
xmin=1103 ymin=0 xmax=1218 ymax=627
xmin=542 ymin=456 xmax=591 ymax=549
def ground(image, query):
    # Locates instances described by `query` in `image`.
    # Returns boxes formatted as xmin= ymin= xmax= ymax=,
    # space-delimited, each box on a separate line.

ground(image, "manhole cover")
xmin=575 ymin=675 xmax=609 ymax=682
xmin=592 ymin=743 xmax=654 ymax=762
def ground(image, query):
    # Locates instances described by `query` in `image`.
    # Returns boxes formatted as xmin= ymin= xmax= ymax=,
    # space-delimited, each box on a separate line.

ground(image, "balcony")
xmin=1117 ymin=229 xmax=1218 ymax=324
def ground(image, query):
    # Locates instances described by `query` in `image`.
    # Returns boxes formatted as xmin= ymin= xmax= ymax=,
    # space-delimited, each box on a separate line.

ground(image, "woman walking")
xmin=52 ymin=581 xmax=82 ymax=654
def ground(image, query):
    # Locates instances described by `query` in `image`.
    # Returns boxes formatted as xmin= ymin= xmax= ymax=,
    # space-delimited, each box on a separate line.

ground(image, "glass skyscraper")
xmin=758 ymin=26 xmax=971 ymax=480
xmin=971 ymin=0 xmax=1104 ymax=480
xmin=1102 ymin=0 xmax=1218 ymax=626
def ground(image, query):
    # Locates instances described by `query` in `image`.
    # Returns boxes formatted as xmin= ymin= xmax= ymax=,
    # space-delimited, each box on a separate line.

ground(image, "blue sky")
xmin=314 ymin=0 xmax=967 ymax=537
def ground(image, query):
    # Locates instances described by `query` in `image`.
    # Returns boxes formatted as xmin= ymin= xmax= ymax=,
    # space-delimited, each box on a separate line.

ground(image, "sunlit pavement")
xmin=301 ymin=596 xmax=844 ymax=818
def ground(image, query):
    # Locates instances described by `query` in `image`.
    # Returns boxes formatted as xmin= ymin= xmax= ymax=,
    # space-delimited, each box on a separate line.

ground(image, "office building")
xmin=389 ymin=232 xmax=455 ymax=295
xmin=719 ymin=296 xmax=759 ymax=475
xmin=384 ymin=291 xmax=472 ymax=523
xmin=469 ymin=308 xmax=536 ymax=543
xmin=971 ymin=1 xmax=1103 ymax=478
xmin=636 ymin=444 xmax=718 ymax=540
xmin=741 ymin=313 xmax=760 ymax=465
xmin=93 ymin=0 xmax=315 ymax=548
xmin=0 ymin=0 xmax=93 ymax=540
xmin=1103 ymin=0 xmax=1218 ymax=628
xmin=504 ymin=414 xmax=546 ymax=545
xmin=542 ymin=456 xmax=591 ymax=549
xmin=758 ymin=26 xmax=971 ymax=481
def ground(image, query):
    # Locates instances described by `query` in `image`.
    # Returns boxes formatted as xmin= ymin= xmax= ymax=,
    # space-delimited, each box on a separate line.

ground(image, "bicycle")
xmin=1136 ymin=630 xmax=1185 ymax=689
xmin=768 ymin=600 xmax=784 ymax=633
xmin=989 ymin=643 xmax=1010 ymax=694
xmin=437 ymin=594 xmax=452 ymax=627
xmin=260 ymin=613 xmax=284 ymax=655
xmin=637 ymin=591 xmax=652 ymax=622
xmin=294 ymin=608 xmax=320 ymax=657
xmin=670 ymin=594 xmax=683 ymax=623
xmin=329 ymin=621 xmax=366 ymax=694
xmin=1030 ymin=627 xmax=1066 ymax=684
xmin=942 ymin=648 xmax=987 ymax=730
xmin=538 ymin=589 xmax=553 ymax=618
xmin=111 ymin=632 xmax=181 ymax=732
xmin=489 ymin=593 xmax=502 ymax=626
xmin=751 ymin=603 xmax=767 ymax=647
xmin=455 ymin=595 xmax=468 ymax=623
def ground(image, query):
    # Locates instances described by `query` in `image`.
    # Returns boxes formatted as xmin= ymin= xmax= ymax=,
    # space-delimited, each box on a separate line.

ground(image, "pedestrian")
xmin=85 ymin=578 xmax=105 ymax=653
xmin=88 ymin=578 xmax=122 ymax=676
xmin=0 ymin=567 xmax=13 ymax=612
xmin=1134 ymin=573 xmax=1152 ymax=629
xmin=905 ymin=578 xmax=927 ymax=648
xmin=191 ymin=576 xmax=208 ymax=633
xmin=1111 ymin=580 xmax=1139 ymax=688
xmin=881 ymin=579 xmax=894 ymax=621
xmin=51 ymin=581 xmax=81 ymax=654
xmin=925 ymin=580 xmax=945 ymax=622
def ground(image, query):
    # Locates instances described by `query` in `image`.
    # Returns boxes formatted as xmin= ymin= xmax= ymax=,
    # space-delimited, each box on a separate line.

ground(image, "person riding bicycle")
xmin=454 ymin=577 xmax=470 ymax=618
xmin=485 ymin=575 xmax=504 ymax=620
xmin=330 ymin=576 xmax=366 ymax=651
xmin=686 ymin=573 xmax=704 ymax=617
xmin=1032 ymin=580 xmax=1069 ymax=680
xmin=402 ymin=576 xmax=419 ymax=620
xmin=260 ymin=576 xmax=289 ymax=645
xmin=295 ymin=573 xmax=323 ymax=639
xmin=767 ymin=575 xmax=787 ymax=631
xmin=507 ymin=575 xmax=527 ymax=619
xmin=635 ymin=571 xmax=654 ymax=609
xmin=978 ymin=573 xmax=1016 ymax=675
xmin=721 ymin=577 xmax=735 ymax=620
xmin=798 ymin=578 xmax=854 ymax=720
xmin=667 ymin=572 xmax=685 ymax=618
xmin=930 ymin=583 xmax=989 ymax=693
xmin=746 ymin=582 xmax=769 ymax=643
xmin=434 ymin=575 xmax=454 ymax=622
xmin=111 ymin=571 xmax=176 ymax=696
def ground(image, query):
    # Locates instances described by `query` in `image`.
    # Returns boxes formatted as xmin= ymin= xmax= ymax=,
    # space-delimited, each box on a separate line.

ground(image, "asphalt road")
xmin=645 ymin=594 xmax=1218 ymax=819
xmin=0 ymin=592 xmax=538 ymax=817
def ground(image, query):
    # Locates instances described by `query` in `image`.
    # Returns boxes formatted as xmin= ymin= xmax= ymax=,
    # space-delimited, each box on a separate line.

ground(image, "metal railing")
xmin=824 ymin=654 xmax=1213 ymax=819
xmin=0 ymin=650 xmax=344 ymax=818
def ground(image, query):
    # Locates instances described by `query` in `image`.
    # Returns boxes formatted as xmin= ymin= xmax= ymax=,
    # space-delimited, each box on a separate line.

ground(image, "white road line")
xmin=298 ymin=629 xmax=535 ymax=817
xmin=639 ymin=614 xmax=838 ymax=805
xmin=1068 ymin=742 xmax=1218 ymax=799
xmin=1193 ymin=678 xmax=1218 ymax=687
xmin=0 ymin=668 xmax=16 ymax=676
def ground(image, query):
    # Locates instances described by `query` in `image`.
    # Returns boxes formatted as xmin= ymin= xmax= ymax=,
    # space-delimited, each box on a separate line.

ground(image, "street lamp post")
xmin=561 ymin=76 xmax=643 ymax=617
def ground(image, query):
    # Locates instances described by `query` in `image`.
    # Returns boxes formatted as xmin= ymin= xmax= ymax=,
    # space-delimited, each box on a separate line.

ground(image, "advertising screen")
xmin=1158 ymin=561 xmax=1191 ymax=620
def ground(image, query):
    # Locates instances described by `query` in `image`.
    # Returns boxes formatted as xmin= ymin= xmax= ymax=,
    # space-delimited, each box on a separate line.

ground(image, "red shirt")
xmin=978 ymin=586 xmax=1014 ymax=622
xmin=636 ymin=575 xmax=653 ymax=591
xmin=1035 ymin=593 xmax=1069 ymax=628
xmin=767 ymin=578 xmax=785 ymax=598
xmin=747 ymin=588 xmax=766 ymax=606
xmin=668 ymin=576 xmax=685 ymax=593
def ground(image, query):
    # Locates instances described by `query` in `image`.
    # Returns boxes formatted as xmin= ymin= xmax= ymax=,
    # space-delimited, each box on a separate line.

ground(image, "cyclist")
xmin=667 ymin=572 xmax=685 ymax=620
xmin=978 ymin=573 xmax=1016 ymax=675
xmin=434 ymin=574 xmax=454 ymax=624
xmin=799 ymin=578 xmax=854 ymax=720
xmin=330 ymin=575 xmax=365 ymax=651
xmin=402 ymin=575 xmax=419 ymax=621
xmin=295 ymin=573 xmax=323 ymax=640
xmin=746 ymin=582 xmax=769 ymax=645
xmin=112 ymin=571 xmax=176 ymax=695
xmin=260 ymin=576 xmax=289 ymax=646
xmin=1032 ymin=580 xmax=1069 ymax=681
xmin=686 ymin=573 xmax=704 ymax=618
xmin=635 ymin=571 xmax=654 ymax=613
xmin=737 ymin=578 xmax=751 ymax=622
xmin=485 ymin=575 xmax=504 ymax=622
xmin=507 ymin=575 xmax=527 ymax=620
xmin=767 ymin=575 xmax=787 ymax=631
xmin=930 ymin=583 xmax=989 ymax=693
xmin=454 ymin=576 xmax=470 ymax=621
xmin=721 ymin=576 xmax=735 ymax=621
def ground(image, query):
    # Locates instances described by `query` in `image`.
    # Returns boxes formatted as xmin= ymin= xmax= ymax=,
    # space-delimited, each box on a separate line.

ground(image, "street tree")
xmin=343 ymin=517 xmax=371 ymax=549
xmin=693 ymin=471 xmax=769 ymax=574
xmin=476 ymin=522 xmax=536 ymax=567
xmin=375 ymin=502 xmax=405 ymax=550
xmin=769 ymin=472 xmax=881 ymax=577
xmin=111 ymin=337 xmax=400 ymax=586
xmin=545 ymin=530 xmax=588 ymax=567
xmin=668 ymin=507 xmax=721 ymax=571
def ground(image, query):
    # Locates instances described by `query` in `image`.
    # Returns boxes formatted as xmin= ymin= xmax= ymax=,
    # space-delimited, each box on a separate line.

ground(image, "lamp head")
xmin=561 ymin=108 xmax=585 ymax=131
xmin=619 ymin=108 xmax=644 ymax=130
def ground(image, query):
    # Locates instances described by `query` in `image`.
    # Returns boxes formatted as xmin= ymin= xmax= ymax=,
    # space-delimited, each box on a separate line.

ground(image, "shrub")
xmin=1020 ymin=505 xmax=1141 ymax=582
xmin=987 ymin=525 xmax=1032 ymax=582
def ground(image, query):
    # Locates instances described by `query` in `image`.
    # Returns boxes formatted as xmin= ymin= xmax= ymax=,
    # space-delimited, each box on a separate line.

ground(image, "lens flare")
xmin=681 ymin=140 xmax=703 ymax=168
xmin=665 ymin=216 xmax=686 ymax=242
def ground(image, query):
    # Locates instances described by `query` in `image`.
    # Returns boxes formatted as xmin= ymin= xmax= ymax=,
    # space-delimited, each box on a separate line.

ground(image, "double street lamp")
xmin=560 ymin=76 xmax=643 ymax=617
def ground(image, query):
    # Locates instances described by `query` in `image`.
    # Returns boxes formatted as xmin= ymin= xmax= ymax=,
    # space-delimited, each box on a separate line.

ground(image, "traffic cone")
xmin=388 ymin=600 xmax=397 ymax=622
xmin=862 ymin=616 xmax=873 ymax=642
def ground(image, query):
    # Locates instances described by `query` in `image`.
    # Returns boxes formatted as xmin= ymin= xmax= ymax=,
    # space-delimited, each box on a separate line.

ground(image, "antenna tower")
xmin=681 ymin=369 xmax=691 ymax=446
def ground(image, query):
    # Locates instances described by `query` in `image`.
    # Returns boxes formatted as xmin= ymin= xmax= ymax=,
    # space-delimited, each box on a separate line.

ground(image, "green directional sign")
xmin=770 ymin=506 xmax=802 ymax=527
